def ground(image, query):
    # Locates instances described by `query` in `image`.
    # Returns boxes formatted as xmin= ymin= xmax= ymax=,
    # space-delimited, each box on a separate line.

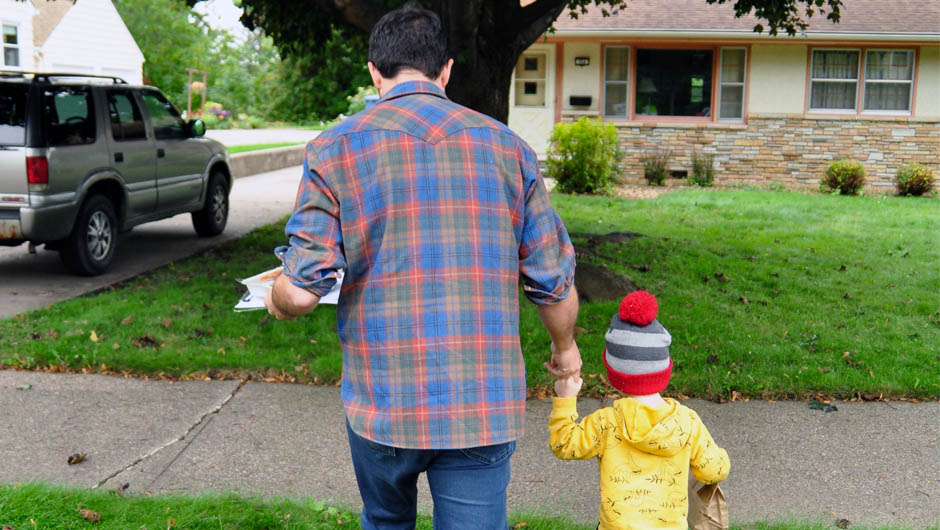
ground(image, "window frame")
xmin=602 ymin=45 xmax=630 ymax=119
xmin=2 ymin=23 xmax=20 ymax=68
xmin=718 ymin=47 xmax=748 ymax=122
xmin=807 ymin=46 xmax=917 ymax=116
xmin=861 ymin=48 xmax=915 ymax=116
xmin=808 ymin=48 xmax=861 ymax=114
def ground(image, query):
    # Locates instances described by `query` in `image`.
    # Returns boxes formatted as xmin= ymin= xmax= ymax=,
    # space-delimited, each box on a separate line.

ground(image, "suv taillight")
xmin=26 ymin=156 xmax=49 ymax=185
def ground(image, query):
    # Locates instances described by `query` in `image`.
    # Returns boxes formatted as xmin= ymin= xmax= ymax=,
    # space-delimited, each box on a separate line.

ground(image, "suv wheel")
xmin=192 ymin=171 xmax=229 ymax=236
xmin=60 ymin=195 xmax=118 ymax=276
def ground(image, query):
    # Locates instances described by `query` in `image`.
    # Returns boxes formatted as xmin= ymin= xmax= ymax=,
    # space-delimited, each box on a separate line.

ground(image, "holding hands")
xmin=544 ymin=340 xmax=583 ymax=398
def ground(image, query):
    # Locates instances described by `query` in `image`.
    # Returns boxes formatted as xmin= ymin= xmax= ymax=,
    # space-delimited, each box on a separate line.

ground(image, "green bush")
xmin=545 ymin=118 xmax=624 ymax=195
xmin=690 ymin=151 xmax=716 ymax=187
xmin=896 ymin=163 xmax=935 ymax=196
xmin=347 ymin=85 xmax=378 ymax=116
xmin=641 ymin=148 xmax=672 ymax=186
xmin=822 ymin=159 xmax=866 ymax=195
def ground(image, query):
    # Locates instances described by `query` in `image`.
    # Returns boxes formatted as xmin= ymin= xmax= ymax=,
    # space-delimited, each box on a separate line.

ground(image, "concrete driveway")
xmin=205 ymin=128 xmax=317 ymax=146
xmin=0 ymin=165 xmax=303 ymax=319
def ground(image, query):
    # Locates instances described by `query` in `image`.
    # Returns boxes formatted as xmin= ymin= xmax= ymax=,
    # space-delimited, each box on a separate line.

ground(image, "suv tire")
xmin=60 ymin=194 xmax=118 ymax=276
xmin=192 ymin=171 xmax=229 ymax=237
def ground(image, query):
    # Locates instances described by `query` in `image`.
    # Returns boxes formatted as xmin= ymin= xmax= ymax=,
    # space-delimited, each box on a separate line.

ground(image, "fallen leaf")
xmin=44 ymin=329 xmax=60 ymax=339
xmin=89 ymin=331 xmax=99 ymax=343
xmin=113 ymin=343 xmax=121 ymax=350
xmin=514 ymin=523 xmax=529 ymax=529
xmin=706 ymin=354 xmax=719 ymax=364
xmin=738 ymin=295 xmax=749 ymax=304
xmin=166 ymin=517 xmax=176 ymax=529
xmin=869 ymin=369 xmax=875 ymax=378
xmin=159 ymin=318 xmax=173 ymax=328
xmin=67 ymin=453 xmax=87 ymax=465
xmin=121 ymin=316 xmax=134 ymax=326
xmin=3 ymin=524 xmax=15 ymax=530
xmin=836 ymin=518 xmax=851 ymax=529
xmin=839 ymin=264 xmax=847 ymax=271
xmin=31 ymin=331 xmax=41 ymax=340
xmin=16 ymin=384 xmax=31 ymax=391
xmin=714 ymin=272 xmax=731 ymax=282
xmin=114 ymin=482 xmax=129 ymax=496
xmin=78 ymin=508 xmax=101 ymax=523
xmin=730 ymin=390 xmax=744 ymax=401
xmin=861 ymin=393 xmax=881 ymax=402
xmin=842 ymin=293 xmax=852 ymax=299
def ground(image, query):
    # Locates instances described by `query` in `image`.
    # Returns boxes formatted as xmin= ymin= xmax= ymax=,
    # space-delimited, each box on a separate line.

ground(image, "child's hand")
xmin=554 ymin=375 xmax=583 ymax=398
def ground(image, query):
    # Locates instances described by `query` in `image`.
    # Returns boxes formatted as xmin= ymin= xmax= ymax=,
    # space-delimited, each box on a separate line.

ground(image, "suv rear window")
xmin=0 ymin=84 xmax=27 ymax=146
xmin=43 ymin=87 xmax=96 ymax=146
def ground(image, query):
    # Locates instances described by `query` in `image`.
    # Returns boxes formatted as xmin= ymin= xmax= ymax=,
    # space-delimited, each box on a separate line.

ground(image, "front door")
xmin=508 ymin=44 xmax=555 ymax=157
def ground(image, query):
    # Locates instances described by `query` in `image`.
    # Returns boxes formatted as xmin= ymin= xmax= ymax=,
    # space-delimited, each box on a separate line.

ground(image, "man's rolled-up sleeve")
xmin=517 ymin=145 xmax=575 ymax=305
xmin=276 ymin=153 xmax=346 ymax=298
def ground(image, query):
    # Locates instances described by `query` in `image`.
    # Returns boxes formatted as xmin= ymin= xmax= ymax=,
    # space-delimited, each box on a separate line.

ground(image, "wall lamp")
xmin=574 ymin=56 xmax=590 ymax=67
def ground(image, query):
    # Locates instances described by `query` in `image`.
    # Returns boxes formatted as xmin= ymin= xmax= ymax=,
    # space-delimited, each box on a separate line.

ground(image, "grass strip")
xmin=227 ymin=142 xmax=304 ymax=154
xmin=0 ymin=483 xmax=918 ymax=530
xmin=0 ymin=190 xmax=936 ymax=400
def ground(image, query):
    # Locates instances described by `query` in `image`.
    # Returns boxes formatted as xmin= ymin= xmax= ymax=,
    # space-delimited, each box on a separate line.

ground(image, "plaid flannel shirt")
xmin=277 ymin=81 xmax=575 ymax=449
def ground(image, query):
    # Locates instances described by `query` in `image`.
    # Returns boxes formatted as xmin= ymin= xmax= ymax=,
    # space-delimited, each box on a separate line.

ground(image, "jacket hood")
xmin=615 ymin=397 xmax=692 ymax=457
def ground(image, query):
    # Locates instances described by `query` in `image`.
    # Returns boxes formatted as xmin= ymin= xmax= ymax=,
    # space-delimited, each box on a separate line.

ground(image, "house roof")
xmin=31 ymin=0 xmax=72 ymax=47
xmin=552 ymin=0 xmax=940 ymax=38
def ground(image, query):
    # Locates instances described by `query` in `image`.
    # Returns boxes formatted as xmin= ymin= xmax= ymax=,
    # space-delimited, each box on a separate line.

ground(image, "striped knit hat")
xmin=604 ymin=291 xmax=673 ymax=395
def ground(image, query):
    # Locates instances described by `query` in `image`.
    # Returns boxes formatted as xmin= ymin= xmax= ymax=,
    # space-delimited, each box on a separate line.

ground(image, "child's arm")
xmin=688 ymin=410 xmax=731 ymax=484
xmin=549 ymin=377 xmax=615 ymax=460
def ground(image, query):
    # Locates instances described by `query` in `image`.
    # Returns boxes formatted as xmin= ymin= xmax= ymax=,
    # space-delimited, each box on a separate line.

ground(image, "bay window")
xmin=600 ymin=46 xmax=746 ymax=121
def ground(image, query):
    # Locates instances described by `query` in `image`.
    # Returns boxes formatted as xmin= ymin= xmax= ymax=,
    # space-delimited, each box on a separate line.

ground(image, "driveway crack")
xmin=93 ymin=379 xmax=247 ymax=489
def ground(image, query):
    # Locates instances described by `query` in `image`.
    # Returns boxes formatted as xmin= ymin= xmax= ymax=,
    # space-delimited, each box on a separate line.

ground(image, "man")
xmin=264 ymin=6 xmax=580 ymax=529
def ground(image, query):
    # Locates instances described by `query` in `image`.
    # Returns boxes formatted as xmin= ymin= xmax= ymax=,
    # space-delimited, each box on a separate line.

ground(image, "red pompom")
xmin=619 ymin=291 xmax=658 ymax=326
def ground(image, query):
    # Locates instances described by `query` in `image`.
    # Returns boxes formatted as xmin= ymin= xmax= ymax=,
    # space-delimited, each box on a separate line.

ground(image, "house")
xmin=507 ymin=0 xmax=940 ymax=190
xmin=1 ymin=0 xmax=143 ymax=83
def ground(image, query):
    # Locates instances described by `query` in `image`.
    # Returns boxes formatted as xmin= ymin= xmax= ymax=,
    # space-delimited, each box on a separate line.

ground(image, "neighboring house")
xmin=1 ymin=0 xmax=143 ymax=83
xmin=508 ymin=0 xmax=940 ymax=190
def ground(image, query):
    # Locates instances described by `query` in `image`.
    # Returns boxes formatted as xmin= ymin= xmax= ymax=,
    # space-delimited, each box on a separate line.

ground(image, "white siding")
xmin=0 ymin=0 xmax=37 ymax=71
xmin=915 ymin=45 xmax=940 ymax=119
xmin=38 ymin=0 xmax=143 ymax=83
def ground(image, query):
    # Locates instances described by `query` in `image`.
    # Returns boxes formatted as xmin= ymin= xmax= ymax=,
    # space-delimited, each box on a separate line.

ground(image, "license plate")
xmin=0 ymin=219 xmax=22 ymax=239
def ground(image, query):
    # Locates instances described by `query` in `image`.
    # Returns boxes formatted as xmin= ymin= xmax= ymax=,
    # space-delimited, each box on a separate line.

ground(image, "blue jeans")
xmin=346 ymin=420 xmax=515 ymax=530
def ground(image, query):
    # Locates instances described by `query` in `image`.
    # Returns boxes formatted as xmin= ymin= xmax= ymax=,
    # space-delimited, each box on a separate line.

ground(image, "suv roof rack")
xmin=0 ymin=71 xmax=127 ymax=84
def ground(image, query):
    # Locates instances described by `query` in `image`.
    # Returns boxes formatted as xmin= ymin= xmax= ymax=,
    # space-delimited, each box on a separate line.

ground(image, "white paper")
xmin=234 ymin=266 xmax=343 ymax=311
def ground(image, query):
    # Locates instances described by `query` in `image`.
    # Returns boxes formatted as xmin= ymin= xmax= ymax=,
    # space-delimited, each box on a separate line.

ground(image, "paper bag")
xmin=687 ymin=478 xmax=728 ymax=530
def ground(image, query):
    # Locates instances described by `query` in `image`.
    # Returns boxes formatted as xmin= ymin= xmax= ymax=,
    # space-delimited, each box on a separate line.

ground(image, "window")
xmin=719 ymin=48 xmax=747 ymax=120
xmin=603 ymin=46 xmax=629 ymax=118
xmin=0 ymin=84 xmax=27 ymax=145
xmin=513 ymin=53 xmax=546 ymax=107
xmin=863 ymin=50 xmax=914 ymax=112
xmin=810 ymin=50 xmax=860 ymax=111
xmin=636 ymin=49 xmax=713 ymax=117
xmin=43 ymin=87 xmax=96 ymax=146
xmin=108 ymin=91 xmax=146 ymax=141
xmin=141 ymin=91 xmax=185 ymax=139
xmin=2 ymin=24 xmax=18 ymax=67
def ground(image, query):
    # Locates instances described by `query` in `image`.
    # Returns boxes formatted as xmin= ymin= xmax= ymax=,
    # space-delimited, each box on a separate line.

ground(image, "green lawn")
xmin=0 ymin=483 xmax=918 ymax=530
xmin=1 ymin=190 xmax=936 ymax=400
xmin=227 ymin=142 xmax=304 ymax=154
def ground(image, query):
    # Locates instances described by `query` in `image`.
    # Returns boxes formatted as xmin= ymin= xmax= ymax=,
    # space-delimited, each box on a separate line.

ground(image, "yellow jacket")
xmin=549 ymin=397 xmax=730 ymax=529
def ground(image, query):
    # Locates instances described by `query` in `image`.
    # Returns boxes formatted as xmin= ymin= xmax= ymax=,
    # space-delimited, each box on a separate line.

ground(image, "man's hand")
xmin=264 ymin=273 xmax=319 ymax=321
xmin=554 ymin=375 xmax=582 ymax=398
xmin=543 ymin=341 xmax=582 ymax=379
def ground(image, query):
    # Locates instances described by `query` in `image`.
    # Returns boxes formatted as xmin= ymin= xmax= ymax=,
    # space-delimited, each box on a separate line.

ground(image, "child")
xmin=549 ymin=291 xmax=730 ymax=529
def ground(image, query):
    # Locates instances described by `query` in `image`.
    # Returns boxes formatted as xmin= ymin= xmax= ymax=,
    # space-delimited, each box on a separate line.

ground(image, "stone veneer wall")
xmin=566 ymin=114 xmax=939 ymax=191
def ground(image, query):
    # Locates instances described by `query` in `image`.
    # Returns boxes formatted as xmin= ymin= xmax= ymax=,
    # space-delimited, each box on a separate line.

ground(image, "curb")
xmin=230 ymin=145 xmax=306 ymax=179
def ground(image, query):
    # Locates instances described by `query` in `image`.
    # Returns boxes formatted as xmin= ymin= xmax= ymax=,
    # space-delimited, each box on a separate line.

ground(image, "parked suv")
xmin=0 ymin=72 xmax=231 ymax=275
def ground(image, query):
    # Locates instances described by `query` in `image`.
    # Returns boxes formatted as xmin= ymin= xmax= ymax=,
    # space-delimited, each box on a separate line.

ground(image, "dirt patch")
xmin=611 ymin=183 xmax=688 ymax=200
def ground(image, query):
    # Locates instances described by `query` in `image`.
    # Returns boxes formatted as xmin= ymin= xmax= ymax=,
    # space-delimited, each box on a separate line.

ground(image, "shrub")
xmin=821 ymin=159 xmax=866 ymax=195
xmin=347 ymin=85 xmax=379 ymax=115
xmin=896 ymin=163 xmax=935 ymax=196
xmin=545 ymin=117 xmax=624 ymax=195
xmin=640 ymin=148 xmax=672 ymax=186
xmin=690 ymin=151 xmax=716 ymax=187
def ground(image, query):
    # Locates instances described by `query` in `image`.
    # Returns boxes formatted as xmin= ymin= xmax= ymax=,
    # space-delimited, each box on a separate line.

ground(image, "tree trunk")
xmin=445 ymin=52 xmax=516 ymax=124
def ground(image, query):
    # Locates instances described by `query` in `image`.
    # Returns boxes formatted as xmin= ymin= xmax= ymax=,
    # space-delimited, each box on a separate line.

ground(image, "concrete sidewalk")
xmin=1 ymin=370 xmax=937 ymax=527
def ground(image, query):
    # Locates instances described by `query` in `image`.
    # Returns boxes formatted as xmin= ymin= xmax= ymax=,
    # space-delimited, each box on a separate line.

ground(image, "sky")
xmin=192 ymin=0 xmax=251 ymax=40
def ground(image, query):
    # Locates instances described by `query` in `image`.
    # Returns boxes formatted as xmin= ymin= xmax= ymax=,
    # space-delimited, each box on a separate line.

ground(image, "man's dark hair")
xmin=369 ymin=6 xmax=449 ymax=79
